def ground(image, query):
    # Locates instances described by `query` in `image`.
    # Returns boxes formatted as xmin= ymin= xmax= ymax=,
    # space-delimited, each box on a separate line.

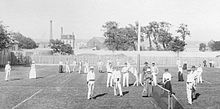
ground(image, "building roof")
xmin=61 ymin=34 xmax=75 ymax=40
xmin=90 ymin=37 xmax=105 ymax=43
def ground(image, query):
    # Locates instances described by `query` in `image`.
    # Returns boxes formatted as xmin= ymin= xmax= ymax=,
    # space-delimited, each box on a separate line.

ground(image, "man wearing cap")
xmin=186 ymin=66 xmax=197 ymax=104
xmin=112 ymin=66 xmax=123 ymax=97
xmin=197 ymin=64 xmax=203 ymax=83
xmin=142 ymin=66 xmax=153 ymax=97
xmin=162 ymin=69 xmax=172 ymax=92
xmin=87 ymin=66 xmax=95 ymax=99
xmin=122 ymin=62 xmax=130 ymax=87
xmin=141 ymin=62 xmax=150 ymax=86
xmin=5 ymin=61 xmax=11 ymax=81
xmin=151 ymin=63 xmax=159 ymax=86
xmin=106 ymin=62 xmax=113 ymax=87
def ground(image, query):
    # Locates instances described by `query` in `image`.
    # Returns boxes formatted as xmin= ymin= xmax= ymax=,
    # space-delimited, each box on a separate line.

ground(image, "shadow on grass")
xmin=10 ymin=78 xmax=22 ymax=81
xmin=129 ymin=83 xmax=133 ymax=86
xmin=93 ymin=93 xmax=107 ymax=99
xmin=122 ymin=91 xmax=129 ymax=95
xmin=193 ymin=93 xmax=201 ymax=101
xmin=36 ymin=77 xmax=44 ymax=79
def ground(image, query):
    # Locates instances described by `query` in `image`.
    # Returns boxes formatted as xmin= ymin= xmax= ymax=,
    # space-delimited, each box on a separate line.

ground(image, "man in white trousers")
xmin=106 ymin=62 xmax=113 ymax=87
xmin=151 ymin=63 xmax=159 ymax=86
xmin=87 ymin=66 xmax=95 ymax=100
xmin=97 ymin=60 xmax=103 ymax=73
xmin=186 ymin=66 xmax=197 ymax=104
xmin=112 ymin=66 xmax=123 ymax=97
xmin=197 ymin=64 xmax=203 ymax=83
xmin=5 ymin=61 xmax=11 ymax=81
xmin=122 ymin=62 xmax=130 ymax=87
xmin=72 ymin=59 xmax=77 ymax=73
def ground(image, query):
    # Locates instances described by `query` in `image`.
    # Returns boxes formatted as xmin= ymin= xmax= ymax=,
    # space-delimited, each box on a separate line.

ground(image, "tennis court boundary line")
xmin=12 ymin=89 xmax=43 ymax=109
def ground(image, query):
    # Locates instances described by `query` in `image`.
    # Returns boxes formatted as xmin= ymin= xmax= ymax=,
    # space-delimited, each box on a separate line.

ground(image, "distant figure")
xmin=72 ymin=59 xmax=77 ymax=73
xmin=65 ymin=60 xmax=70 ymax=73
xmin=84 ymin=61 xmax=89 ymax=74
xmin=203 ymin=60 xmax=207 ymax=67
xmin=78 ymin=61 xmax=83 ymax=74
xmin=142 ymin=62 xmax=150 ymax=86
xmin=151 ymin=63 xmax=159 ymax=86
xmin=129 ymin=67 xmax=139 ymax=86
xmin=97 ymin=60 xmax=103 ymax=73
xmin=196 ymin=64 xmax=203 ymax=83
xmin=87 ymin=66 xmax=95 ymax=100
xmin=122 ymin=62 xmax=129 ymax=87
xmin=178 ymin=65 xmax=184 ymax=81
xmin=163 ymin=69 xmax=172 ymax=93
xmin=112 ymin=66 xmax=123 ymax=97
xmin=5 ymin=61 xmax=11 ymax=81
xmin=183 ymin=60 xmax=187 ymax=70
xmin=106 ymin=62 xmax=113 ymax=87
xmin=29 ymin=61 xmax=37 ymax=79
xmin=59 ymin=61 xmax=64 ymax=73
xmin=176 ymin=59 xmax=181 ymax=67
xmin=209 ymin=60 xmax=213 ymax=68
xmin=142 ymin=66 xmax=152 ymax=97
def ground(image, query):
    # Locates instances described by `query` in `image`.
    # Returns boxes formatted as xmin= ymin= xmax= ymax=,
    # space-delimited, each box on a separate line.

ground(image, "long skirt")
xmin=178 ymin=71 xmax=184 ymax=81
xmin=59 ymin=65 xmax=63 ymax=73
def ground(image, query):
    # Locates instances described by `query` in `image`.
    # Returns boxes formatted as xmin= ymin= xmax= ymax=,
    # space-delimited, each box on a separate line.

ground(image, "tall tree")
xmin=199 ymin=43 xmax=206 ymax=52
xmin=11 ymin=32 xmax=38 ymax=49
xmin=0 ymin=22 xmax=11 ymax=50
xmin=157 ymin=22 xmax=172 ymax=50
xmin=50 ymin=39 xmax=73 ymax=55
xmin=176 ymin=24 xmax=190 ymax=41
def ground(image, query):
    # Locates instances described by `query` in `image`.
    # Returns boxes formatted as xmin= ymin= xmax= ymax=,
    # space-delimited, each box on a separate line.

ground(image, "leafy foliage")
xmin=208 ymin=41 xmax=220 ymax=51
xmin=199 ymin=43 xmax=206 ymax=52
xmin=50 ymin=39 xmax=73 ymax=55
xmin=168 ymin=37 xmax=186 ymax=52
xmin=12 ymin=32 xmax=38 ymax=49
xmin=0 ymin=22 xmax=11 ymax=50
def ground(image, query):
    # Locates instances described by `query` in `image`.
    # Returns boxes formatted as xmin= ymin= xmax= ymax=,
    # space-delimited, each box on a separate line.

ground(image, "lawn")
xmin=0 ymin=65 xmax=219 ymax=109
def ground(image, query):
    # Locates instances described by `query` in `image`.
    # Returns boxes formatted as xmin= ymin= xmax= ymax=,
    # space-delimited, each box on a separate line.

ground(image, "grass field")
xmin=0 ymin=65 xmax=220 ymax=109
xmin=0 ymin=65 xmax=159 ymax=109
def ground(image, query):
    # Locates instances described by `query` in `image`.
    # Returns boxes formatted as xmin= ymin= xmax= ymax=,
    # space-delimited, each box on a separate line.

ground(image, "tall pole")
xmin=50 ymin=20 xmax=53 ymax=41
xmin=137 ymin=21 xmax=141 ymax=81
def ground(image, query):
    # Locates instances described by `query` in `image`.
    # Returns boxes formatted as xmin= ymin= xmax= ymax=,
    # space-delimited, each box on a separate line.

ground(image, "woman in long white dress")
xmin=29 ymin=61 xmax=37 ymax=79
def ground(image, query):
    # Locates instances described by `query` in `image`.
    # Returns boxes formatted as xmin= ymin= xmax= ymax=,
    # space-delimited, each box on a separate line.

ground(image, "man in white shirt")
xmin=112 ymin=66 xmax=123 ymax=97
xmin=186 ymin=66 xmax=197 ymax=104
xmin=176 ymin=59 xmax=181 ymax=67
xmin=151 ymin=63 xmax=159 ymax=86
xmin=122 ymin=62 xmax=130 ymax=87
xmin=106 ymin=62 xmax=113 ymax=87
xmin=84 ymin=61 xmax=89 ymax=74
xmin=197 ymin=64 xmax=203 ymax=83
xmin=87 ymin=66 xmax=95 ymax=100
xmin=72 ymin=59 xmax=77 ymax=73
xmin=5 ymin=61 xmax=11 ymax=81
xmin=97 ymin=60 xmax=103 ymax=73
xmin=162 ymin=69 xmax=172 ymax=92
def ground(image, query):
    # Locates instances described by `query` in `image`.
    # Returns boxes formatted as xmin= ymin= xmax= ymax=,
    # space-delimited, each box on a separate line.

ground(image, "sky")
xmin=0 ymin=0 xmax=220 ymax=42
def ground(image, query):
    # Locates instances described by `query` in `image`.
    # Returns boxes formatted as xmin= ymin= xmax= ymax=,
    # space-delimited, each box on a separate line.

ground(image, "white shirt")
xmin=5 ymin=64 xmax=11 ymax=71
xmin=162 ymin=72 xmax=171 ymax=83
xmin=112 ymin=70 xmax=121 ymax=79
xmin=176 ymin=60 xmax=181 ymax=66
xmin=97 ymin=61 xmax=103 ymax=66
xmin=178 ymin=66 xmax=183 ymax=72
xmin=197 ymin=67 xmax=203 ymax=73
xmin=87 ymin=70 xmax=95 ymax=81
xmin=151 ymin=66 xmax=159 ymax=74
xmin=106 ymin=64 xmax=113 ymax=72
xmin=187 ymin=71 xmax=196 ymax=83
xmin=121 ymin=66 xmax=129 ymax=73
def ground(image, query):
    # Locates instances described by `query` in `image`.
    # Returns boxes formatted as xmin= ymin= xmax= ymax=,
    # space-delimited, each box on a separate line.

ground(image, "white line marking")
xmin=12 ymin=89 xmax=43 ymax=109
xmin=203 ymin=80 xmax=212 ymax=84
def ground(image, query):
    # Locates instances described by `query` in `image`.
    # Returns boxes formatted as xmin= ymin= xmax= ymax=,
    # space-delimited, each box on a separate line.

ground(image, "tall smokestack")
xmin=61 ymin=27 xmax=63 ymax=36
xmin=50 ymin=20 xmax=53 ymax=40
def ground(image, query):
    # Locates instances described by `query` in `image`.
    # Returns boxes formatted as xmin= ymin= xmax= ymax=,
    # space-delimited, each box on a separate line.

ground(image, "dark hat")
xmin=191 ymin=66 xmax=196 ymax=68
xmin=144 ymin=62 xmax=148 ymax=65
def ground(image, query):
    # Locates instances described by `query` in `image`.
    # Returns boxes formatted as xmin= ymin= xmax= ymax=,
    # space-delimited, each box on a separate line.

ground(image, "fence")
xmin=31 ymin=54 xmax=220 ymax=68
xmin=152 ymin=85 xmax=184 ymax=109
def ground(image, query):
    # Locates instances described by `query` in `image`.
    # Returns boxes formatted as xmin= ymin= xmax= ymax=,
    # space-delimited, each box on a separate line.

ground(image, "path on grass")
xmin=0 ymin=66 xmax=160 ymax=109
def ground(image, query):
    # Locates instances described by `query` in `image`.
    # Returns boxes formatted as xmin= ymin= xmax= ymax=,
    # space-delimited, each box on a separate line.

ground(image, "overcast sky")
xmin=1 ymin=0 xmax=220 ymax=42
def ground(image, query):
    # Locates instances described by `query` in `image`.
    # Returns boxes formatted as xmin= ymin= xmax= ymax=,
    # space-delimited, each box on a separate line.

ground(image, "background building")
xmin=60 ymin=34 xmax=75 ymax=49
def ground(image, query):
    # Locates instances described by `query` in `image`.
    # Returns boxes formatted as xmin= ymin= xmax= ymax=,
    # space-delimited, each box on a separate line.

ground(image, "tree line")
xmin=102 ymin=21 xmax=190 ymax=52
xmin=0 ymin=22 xmax=38 ymax=50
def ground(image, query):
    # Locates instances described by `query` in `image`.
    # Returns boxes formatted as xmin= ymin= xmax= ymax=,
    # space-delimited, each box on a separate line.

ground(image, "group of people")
xmin=4 ymin=61 xmax=37 ymax=81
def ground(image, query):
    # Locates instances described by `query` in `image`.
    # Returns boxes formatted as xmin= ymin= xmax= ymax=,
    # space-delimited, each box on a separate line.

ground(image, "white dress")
xmin=29 ymin=64 xmax=36 ymax=79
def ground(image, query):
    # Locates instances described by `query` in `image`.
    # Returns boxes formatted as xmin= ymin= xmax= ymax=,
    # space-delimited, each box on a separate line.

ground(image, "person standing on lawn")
xmin=142 ymin=66 xmax=153 ymax=97
xmin=122 ymin=62 xmax=129 ymax=87
xmin=87 ymin=66 xmax=95 ymax=100
xmin=151 ymin=63 xmax=159 ymax=86
xmin=186 ymin=66 xmax=197 ymax=105
xmin=112 ymin=66 xmax=123 ymax=97
xmin=97 ymin=59 xmax=103 ymax=73
xmin=178 ymin=65 xmax=184 ymax=81
xmin=197 ymin=64 xmax=203 ymax=83
xmin=72 ymin=59 xmax=77 ymax=73
xmin=162 ymin=69 xmax=172 ymax=92
xmin=106 ymin=62 xmax=113 ymax=87
xmin=5 ymin=61 xmax=11 ymax=81
xmin=84 ymin=61 xmax=89 ymax=74
xmin=29 ymin=61 xmax=37 ymax=79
